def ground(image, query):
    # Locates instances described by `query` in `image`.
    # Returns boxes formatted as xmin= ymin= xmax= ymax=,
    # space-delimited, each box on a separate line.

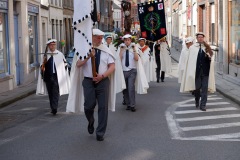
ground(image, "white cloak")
xmin=105 ymin=43 xmax=126 ymax=93
xmin=178 ymin=47 xmax=189 ymax=83
xmin=66 ymin=44 xmax=117 ymax=113
xmin=159 ymin=42 xmax=172 ymax=73
xmin=36 ymin=50 xmax=70 ymax=96
xmin=136 ymin=44 xmax=151 ymax=82
xmin=180 ymin=43 xmax=216 ymax=93
xmin=117 ymin=43 xmax=149 ymax=94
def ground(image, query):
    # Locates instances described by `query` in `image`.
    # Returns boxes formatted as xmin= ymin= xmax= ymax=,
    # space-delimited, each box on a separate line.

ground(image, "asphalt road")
xmin=0 ymin=66 xmax=240 ymax=160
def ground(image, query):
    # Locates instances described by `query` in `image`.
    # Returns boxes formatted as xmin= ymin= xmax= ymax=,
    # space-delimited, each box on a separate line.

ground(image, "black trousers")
xmin=45 ymin=74 xmax=59 ymax=110
xmin=156 ymin=59 xmax=165 ymax=80
xmin=82 ymin=77 xmax=110 ymax=137
xmin=195 ymin=71 xmax=209 ymax=109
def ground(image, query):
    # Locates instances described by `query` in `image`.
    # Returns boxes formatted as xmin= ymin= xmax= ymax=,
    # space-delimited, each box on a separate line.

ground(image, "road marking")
xmin=179 ymin=102 xmax=230 ymax=107
xmin=179 ymin=132 xmax=240 ymax=141
xmin=166 ymin=96 xmax=240 ymax=141
xmin=176 ymin=114 xmax=240 ymax=122
xmin=181 ymin=122 xmax=240 ymax=131
xmin=174 ymin=107 xmax=237 ymax=114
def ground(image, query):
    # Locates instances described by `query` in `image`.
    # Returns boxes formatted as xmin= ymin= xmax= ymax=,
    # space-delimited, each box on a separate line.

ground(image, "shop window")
xmin=230 ymin=0 xmax=240 ymax=65
xmin=0 ymin=12 xmax=8 ymax=75
xmin=28 ymin=14 xmax=38 ymax=65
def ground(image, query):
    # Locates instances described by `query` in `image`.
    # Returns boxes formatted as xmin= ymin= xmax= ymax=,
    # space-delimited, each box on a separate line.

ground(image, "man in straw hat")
xmin=67 ymin=29 xmax=116 ymax=141
xmin=36 ymin=39 xmax=70 ymax=115
xmin=180 ymin=32 xmax=216 ymax=111
xmin=178 ymin=36 xmax=194 ymax=83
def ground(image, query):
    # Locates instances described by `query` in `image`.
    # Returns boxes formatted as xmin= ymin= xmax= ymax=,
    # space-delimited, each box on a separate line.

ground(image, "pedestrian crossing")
xmin=165 ymin=94 xmax=240 ymax=141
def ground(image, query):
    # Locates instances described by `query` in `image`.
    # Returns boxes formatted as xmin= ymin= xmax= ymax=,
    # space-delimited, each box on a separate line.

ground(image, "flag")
xmin=138 ymin=1 xmax=167 ymax=41
xmin=72 ymin=0 xmax=96 ymax=59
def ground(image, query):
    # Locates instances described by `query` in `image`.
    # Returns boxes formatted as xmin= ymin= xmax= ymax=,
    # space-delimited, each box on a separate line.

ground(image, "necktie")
xmin=125 ymin=49 xmax=129 ymax=67
xmin=51 ymin=55 xmax=55 ymax=73
xmin=108 ymin=44 xmax=109 ymax=48
xmin=95 ymin=49 xmax=101 ymax=73
xmin=48 ymin=55 xmax=54 ymax=73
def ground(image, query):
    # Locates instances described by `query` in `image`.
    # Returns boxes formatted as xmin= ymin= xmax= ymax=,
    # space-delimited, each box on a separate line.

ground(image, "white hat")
xmin=195 ymin=32 xmax=205 ymax=37
xmin=122 ymin=34 xmax=132 ymax=39
xmin=93 ymin=29 xmax=105 ymax=36
xmin=185 ymin=37 xmax=194 ymax=43
xmin=46 ymin=39 xmax=57 ymax=45
xmin=138 ymin=38 xmax=146 ymax=41
xmin=106 ymin=35 xmax=113 ymax=39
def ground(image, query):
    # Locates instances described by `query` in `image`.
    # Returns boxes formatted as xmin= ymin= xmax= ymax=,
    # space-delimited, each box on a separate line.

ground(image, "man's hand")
xmin=93 ymin=74 xmax=103 ymax=83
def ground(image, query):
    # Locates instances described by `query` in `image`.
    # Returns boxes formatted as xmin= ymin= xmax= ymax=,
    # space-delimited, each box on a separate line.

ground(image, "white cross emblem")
xmin=139 ymin=7 xmax=144 ymax=14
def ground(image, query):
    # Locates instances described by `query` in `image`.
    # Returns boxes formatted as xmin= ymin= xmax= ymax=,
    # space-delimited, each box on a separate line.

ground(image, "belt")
xmin=84 ymin=77 xmax=93 ymax=80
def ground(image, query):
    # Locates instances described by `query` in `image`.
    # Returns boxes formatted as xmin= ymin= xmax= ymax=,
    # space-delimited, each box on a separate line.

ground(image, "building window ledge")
xmin=0 ymin=75 xmax=14 ymax=83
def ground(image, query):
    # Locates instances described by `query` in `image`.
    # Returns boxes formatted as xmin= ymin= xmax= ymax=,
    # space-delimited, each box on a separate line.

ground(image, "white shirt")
xmin=121 ymin=45 xmax=137 ymax=71
xmin=83 ymin=50 xmax=115 ymax=78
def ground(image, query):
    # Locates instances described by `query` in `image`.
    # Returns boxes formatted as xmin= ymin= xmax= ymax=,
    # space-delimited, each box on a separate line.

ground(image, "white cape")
xmin=178 ymin=47 xmax=189 ymax=83
xmin=66 ymin=44 xmax=117 ymax=113
xmin=116 ymin=43 xmax=149 ymax=94
xmin=36 ymin=50 xmax=70 ymax=96
xmin=180 ymin=43 xmax=216 ymax=93
xmin=159 ymin=42 xmax=172 ymax=73
xmin=105 ymin=43 xmax=126 ymax=93
xmin=136 ymin=44 xmax=151 ymax=82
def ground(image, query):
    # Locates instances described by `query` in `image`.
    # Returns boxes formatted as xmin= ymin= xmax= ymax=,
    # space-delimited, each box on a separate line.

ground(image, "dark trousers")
xmin=123 ymin=69 xmax=137 ymax=107
xmin=156 ymin=59 xmax=165 ymax=80
xmin=45 ymin=74 xmax=59 ymax=110
xmin=195 ymin=72 xmax=209 ymax=108
xmin=82 ymin=78 xmax=110 ymax=137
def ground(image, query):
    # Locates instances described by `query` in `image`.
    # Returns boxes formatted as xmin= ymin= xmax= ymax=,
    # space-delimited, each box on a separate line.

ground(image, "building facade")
xmin=165 ymin=0 xmax=240 ymax=82
xmin=0 ymin=0 xmax=73 ymax=94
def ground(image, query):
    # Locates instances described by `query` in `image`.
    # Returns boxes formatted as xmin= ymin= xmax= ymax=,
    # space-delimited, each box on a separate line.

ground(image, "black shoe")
xmin=157 ymin=79 xmax=159 ymax=83
xmin=195 ymin=102 xmax=199 ymax=108
xmin=122 ymin=100 xmax=126 ymax=105
xmin=96 ymin=135 xmax=104 ymax=141
xmin=126 ymin=106 xmax=131 ymax=110
xmin=88 ymin=121 xmax=94 ymax=134
xmin=161 ymin=79 xmax=164 ymax=82
xmin=131 ymin=107 xmax=136 ymax=112
xmin=51 ymin=109 xmax=57 ymax=115
xmin=200 ymin=107 xmax=206 ymax=111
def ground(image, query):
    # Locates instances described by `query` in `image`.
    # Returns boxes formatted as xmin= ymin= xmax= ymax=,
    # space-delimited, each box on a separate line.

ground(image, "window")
xmin=28 ymin=14 xmax=38 ymax=65
xmin=230 ymin=0 xmax=240 ymax=65
xmin=0 ymin=12 xmax=8 ymax=75
xmin=210 ymin=3 xmax=215 ymax=44
xmin=52 ymin=19 xmax=55 ymax=38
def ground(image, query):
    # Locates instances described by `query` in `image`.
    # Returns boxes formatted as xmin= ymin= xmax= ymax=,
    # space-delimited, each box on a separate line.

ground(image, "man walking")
xmin=36 ymin=39 xmax=70 ymax=115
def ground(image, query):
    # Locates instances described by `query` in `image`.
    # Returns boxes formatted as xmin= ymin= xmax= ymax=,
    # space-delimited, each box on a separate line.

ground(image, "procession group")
xmin=36 ymin=28 xmax=215 ymax=141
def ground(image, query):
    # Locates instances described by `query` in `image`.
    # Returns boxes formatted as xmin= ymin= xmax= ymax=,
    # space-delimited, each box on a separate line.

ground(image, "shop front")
xmin=229 ymin=0 xmax=240 ymax=78
xmin=0 ymin=0 xmax=9 ymax=78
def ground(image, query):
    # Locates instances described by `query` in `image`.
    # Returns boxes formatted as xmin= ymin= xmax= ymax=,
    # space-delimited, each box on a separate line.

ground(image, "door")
xmin=14 ymin=15 xmax=20 ymax=85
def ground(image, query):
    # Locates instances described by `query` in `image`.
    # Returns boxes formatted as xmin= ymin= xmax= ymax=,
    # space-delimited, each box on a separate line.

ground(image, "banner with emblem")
xmin=137 ymin=0 xmax=167 ymax=41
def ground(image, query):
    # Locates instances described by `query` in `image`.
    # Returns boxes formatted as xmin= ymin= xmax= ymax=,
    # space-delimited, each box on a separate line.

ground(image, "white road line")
xmin=181 ymin=122 xmax=240 ymax=131
xmin=174 ymin=107 xmax=237 ymax=114
xmin=179 ymin=102 xmax=230 ymax=107
xmin=207 ymin=97 xmax=223 ymax=100
xmin=176 ymin=114 xmax=240 ymax=122
xmin=178 ymin=132 xmax=240 ymax=141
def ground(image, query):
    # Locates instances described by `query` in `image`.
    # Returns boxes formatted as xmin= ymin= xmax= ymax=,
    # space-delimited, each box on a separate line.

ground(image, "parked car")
xmin=65 ymin=48 xmax=75 ymax=74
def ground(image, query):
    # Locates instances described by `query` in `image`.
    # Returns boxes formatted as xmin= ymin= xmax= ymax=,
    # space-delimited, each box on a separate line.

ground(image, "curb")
xmin=216 ymin=87 xmax=240 ymax=106
xmin=0 ymin=89 xmax=36 ymax=109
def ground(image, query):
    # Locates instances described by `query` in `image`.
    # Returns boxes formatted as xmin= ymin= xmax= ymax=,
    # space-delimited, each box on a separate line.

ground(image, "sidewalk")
xmin=170 ymin=47 xmax=240 ymax=106
xmin=0 ymin=81 xmax=37 ymax=108
xmin=0 ymin=48 xmax=240 ymax=109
